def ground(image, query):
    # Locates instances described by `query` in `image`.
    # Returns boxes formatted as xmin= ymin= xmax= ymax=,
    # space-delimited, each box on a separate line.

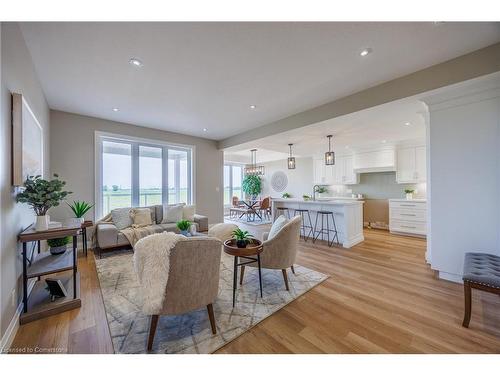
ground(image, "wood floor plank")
xmin=9 ymin=227 xmax=500 ymax=354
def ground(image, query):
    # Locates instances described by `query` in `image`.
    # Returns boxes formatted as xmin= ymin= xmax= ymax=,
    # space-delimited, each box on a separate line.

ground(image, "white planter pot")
xmin=65 ymin=217 xmax=84 ymax=228
xmin=406 ymin=193 xmax=414 ymax=200
xmin=35 ymin=215 xmax=49 ymax=231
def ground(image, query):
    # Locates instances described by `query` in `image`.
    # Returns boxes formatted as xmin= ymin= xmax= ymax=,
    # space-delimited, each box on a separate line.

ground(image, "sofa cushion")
xmin=183 ymin=205 xmax=196 ymax=221
xmin=130 ymin=208 xmax=153 ymax=227
xmin=268 ymin=215 xmax=288 ymax=240
xmin=155 ymin=203 xmax=185 ymax=224
xmin=111 ymin=207 xmax=133 ymax=230
xmin=162 ymin=204 xmax=184 ymax=224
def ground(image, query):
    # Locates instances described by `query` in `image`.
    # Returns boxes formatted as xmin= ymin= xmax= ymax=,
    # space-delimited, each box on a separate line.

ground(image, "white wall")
xmin=260 ymin=157 xmax=313 ymax=199
xmin=423 ymin=76 xmax=500 ymax=282
xmin=0 ymin=23 xmax=50 ymax=340
xmin=50 ymin=110 xmax=224 ymax=225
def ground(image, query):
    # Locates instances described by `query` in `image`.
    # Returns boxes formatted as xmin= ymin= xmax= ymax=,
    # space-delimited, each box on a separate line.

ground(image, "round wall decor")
xmin=271 ymin=171 xmax=288 ymax=192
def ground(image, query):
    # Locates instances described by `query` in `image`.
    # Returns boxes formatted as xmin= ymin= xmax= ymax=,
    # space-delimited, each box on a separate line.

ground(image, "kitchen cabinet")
xmin=314 ymin=156 xmax=358 ymax=185
xmin=313 ymin=158 xmax=326 ymax=184
xmin=389 ymin=199 xmax=427 ymax=237
xmin=353 ymin=149 xmax=395 ymax=173
xmin=396 ymin=146 xmax=426 ymax=183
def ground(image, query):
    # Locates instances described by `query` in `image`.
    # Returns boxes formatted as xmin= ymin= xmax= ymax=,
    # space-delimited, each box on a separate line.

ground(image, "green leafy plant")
xmin=282 ymin=192 xmax=291 ymax=198
xmin=242 ymin=175 xmax=262 ymax=198
xmin=176 ymin=220 xmax=191 ymax=231
xmin=16 ymin=174 xmax=72 ymax=216
xmin=232 ymin=228 xmax=254 ymax=243
xmin=314 ymin=186 xmax=328 ymax=194
xmin=47 ymin=236 xmax=70 ymax=248
xmin=303 ymin=194 xmax=311 ymax=201
xmin=404 ymin=189 xmax=415 ymax=194
xmin=67 ymin=201 xmax=94 ymax=218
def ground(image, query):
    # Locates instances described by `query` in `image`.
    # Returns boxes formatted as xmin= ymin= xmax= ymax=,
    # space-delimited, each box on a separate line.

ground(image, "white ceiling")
xmin=20 ymin=22 xmax=500 ymax=140
xmin=224 ymin=98 xmax=427 ymax=163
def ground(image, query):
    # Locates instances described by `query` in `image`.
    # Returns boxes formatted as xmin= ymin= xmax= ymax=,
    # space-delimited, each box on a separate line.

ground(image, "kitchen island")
xmin=271 ymin=198 xmax=364 ymax=248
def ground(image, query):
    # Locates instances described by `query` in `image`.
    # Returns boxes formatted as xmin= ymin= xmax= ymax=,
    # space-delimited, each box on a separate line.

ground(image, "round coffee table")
xmin=223 ymin=239 xmax=263 ymax=307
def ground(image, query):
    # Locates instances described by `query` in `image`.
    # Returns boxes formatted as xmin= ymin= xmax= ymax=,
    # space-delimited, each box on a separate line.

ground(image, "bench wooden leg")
xmin=462 ymin=282 xmax=472 ymax=328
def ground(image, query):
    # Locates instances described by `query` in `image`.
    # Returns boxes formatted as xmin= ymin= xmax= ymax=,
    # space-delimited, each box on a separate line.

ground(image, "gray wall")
xmin=49 ymin=110 xmax=224 ymax=224
xmin=260 ymin=158 xmax=314 ymax=199
xmin=0 ymin=23 xmax=50 ymax=339
xmin=351 ymin=172 xmax=424 ymax=199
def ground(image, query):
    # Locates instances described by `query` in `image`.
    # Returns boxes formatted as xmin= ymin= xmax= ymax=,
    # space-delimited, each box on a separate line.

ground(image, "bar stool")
xmin=275 ymin=207 xmax=291 ymax=221
xmin=313 ymin=211 xmax=339 ymax=247
xmin=294 ymin=209 xmax=314 ymax=241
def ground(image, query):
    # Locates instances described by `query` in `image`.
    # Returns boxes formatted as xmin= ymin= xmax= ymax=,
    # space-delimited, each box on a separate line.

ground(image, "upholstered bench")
xmin=462 ymin=252 xmax=500 ymax=328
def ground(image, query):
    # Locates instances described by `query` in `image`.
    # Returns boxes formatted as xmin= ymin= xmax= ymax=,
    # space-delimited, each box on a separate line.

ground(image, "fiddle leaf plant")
xmin=242 ymin=175 xmax=262 ymax=198
xmin=16 ymin=174 xmax=72 ymax=216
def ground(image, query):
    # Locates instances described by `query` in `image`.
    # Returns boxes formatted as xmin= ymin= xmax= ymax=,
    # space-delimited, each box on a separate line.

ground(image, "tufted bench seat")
xmin=462 ymin=252 xmax=500 ymax=328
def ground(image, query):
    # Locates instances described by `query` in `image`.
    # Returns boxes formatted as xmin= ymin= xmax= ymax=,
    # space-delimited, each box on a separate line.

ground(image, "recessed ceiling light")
xmin=203 ymin=128 xmax=208 ymax=132
xmin=129 ymin=57 xmax=143 ymax=67
xmin=381 ymin=140 xmax=387 ymax=144
xmin=112 ymin=108 xmax=119 ymax=112
xmin=250 ymin=105 xmax=257 ymax=109
xmin=404 ymin=122 xmax=411 ymax=126
xmin=360 ymin=48 xmax=372 ymax=57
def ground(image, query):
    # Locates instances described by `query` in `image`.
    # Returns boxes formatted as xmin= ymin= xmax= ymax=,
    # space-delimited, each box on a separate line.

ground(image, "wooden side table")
xmin=81 ymin=220 xmax=93 ymax=256
xmin=18 ymin=225 xmax=82 ymax=324
xmin=223 ymin=239 xmax=263 ymax=307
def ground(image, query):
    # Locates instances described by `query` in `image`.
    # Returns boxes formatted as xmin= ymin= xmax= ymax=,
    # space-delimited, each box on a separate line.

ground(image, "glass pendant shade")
xmin=324 ymin=135 xmax=335 ymax=166
xmin=287 ymin=143 xmax=296 ymax=169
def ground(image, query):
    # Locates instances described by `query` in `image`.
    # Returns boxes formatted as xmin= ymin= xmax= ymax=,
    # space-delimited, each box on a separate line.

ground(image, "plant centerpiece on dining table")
xmin=16 ymin=174 xmax=72 ymax=231
xmin=232 ymin=228 xmax=254 ymax=248
xmin=176 ymin=219 xmax=192 ymax=236
xmin=242 ymin=174 xmax=262 ymax=200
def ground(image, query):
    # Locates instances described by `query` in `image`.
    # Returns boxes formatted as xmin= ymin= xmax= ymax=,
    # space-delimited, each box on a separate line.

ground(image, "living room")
xmin=2 ymin=1 xmax=500 ymax=373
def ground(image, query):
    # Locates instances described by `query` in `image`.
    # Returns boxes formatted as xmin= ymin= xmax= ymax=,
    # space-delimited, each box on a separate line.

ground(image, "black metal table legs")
xmin=22 ymin=242 xmax=28 ymax=313
xmin=231 ymin=255 xmax=263 ymax=307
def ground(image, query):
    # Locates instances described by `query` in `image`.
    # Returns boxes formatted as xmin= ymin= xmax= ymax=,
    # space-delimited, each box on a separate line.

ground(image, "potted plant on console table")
xmin=66 ymin=200 xmax=94 ymax=228
xmin=16 ymin=174 xmax=72 ymax=231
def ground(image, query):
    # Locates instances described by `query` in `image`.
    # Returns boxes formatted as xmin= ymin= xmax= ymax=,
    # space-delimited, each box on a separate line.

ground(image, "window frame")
xmin=223 ymin=162 xmax=245 ymax=207
xmin=94 ymin=131 xmax=195 ymax=220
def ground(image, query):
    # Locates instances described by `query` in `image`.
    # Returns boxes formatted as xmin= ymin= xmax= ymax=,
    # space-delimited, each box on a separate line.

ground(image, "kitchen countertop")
xmin=272 ymin=198 xmax=364 ymax=206
xmin=388 ymin=199 xmax=427 ymax=202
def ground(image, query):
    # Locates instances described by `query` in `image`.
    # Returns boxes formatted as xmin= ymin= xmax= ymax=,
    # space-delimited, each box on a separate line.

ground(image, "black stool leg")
xmin=313 ymin=212 xmax=320 ymax=243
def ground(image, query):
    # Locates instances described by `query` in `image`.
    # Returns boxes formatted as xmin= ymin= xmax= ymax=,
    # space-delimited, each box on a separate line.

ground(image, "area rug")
xmin=95 ymin=251 xmax=328 ymax=354
xmin=224 ymin=216 xmax=273 ymax=226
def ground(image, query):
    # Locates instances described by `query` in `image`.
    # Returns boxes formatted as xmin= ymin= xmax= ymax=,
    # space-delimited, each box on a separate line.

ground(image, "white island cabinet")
xmin=271 ymin=198 xmax=364 ymax=248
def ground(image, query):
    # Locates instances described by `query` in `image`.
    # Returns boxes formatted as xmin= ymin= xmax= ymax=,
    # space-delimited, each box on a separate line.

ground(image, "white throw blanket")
xmin=133 ymin=232 xmax=184 ymax=314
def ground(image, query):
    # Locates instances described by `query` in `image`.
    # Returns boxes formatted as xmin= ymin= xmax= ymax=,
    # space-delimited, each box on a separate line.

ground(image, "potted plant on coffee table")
xmin=16 ymin=174 xmax=72 ymax=231
xmin=176 ymin=219 xmax=192 ymax=236
xmin=67 ymin=200 xmax=94 ymax=228
xmin=47 ymin=236 xmax=70 ymax=255
xmin=232 ymin=228 xmax=254 ymax=248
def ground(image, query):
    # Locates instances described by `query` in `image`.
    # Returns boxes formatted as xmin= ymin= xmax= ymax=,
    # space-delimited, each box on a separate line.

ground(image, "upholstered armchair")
xmin=146 ymin=237 xmax=222 ymax=351
xmin=240 ymin=216 xmax=301 ymax=290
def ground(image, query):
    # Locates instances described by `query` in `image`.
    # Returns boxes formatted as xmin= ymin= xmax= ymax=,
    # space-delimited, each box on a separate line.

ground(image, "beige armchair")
xmin=240 ymin=216 xmax=301 ymax=291
xmin=146 ymin=237 xmax=222 ymax=351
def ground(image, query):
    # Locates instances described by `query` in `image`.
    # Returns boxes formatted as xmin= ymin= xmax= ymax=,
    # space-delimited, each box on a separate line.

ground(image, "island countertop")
xmin=271 ymin=198 xmax=364 ymax=206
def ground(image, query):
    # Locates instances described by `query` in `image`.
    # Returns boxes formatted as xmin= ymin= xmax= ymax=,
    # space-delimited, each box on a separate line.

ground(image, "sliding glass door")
xmin=223 ymin=163 xmax=244 ymax=206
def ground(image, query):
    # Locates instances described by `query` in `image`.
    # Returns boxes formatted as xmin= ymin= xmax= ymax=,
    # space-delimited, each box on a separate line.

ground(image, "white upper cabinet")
xmin=339 ymin=155 xmax=359 ymax=185
xmin=313 ymin=158 xmax=326 ymax=184
xmin=396 ymin=146 xmax=426 ymax=183
xmin=353 ymin=149 xmax=395 ymax=173
xmin=313 ymin=155 xmax=359 ymax=185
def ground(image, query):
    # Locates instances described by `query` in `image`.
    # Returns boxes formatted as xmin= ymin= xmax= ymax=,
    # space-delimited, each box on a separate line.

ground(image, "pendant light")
xmin=325 ymin=135 xmax=335 ymax=165
xmin=287 ymin=143 xmax=296 ymax=169
xmin=244 ymin=149 xmax=265 ymax=176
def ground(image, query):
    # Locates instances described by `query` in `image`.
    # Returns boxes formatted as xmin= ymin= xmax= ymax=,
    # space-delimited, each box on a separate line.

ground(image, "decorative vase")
xmin=65 ymin=217 xmax=84 ymax=228
xmin=236 ymin=240 xmax=247 ymax=248
xmin=180 ymin=230 xmax=190 ymax=236
xmin=50 ymin=245 xmax=67 ymax=256
xmin=406 ymin=193 xmax=413 ymax=200
xmin=35 ymin=215 xmax=49 ymax=231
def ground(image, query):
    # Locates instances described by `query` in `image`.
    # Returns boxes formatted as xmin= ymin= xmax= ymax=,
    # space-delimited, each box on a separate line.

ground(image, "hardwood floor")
xmin=11 ymin=227 xmax=500 ymax=353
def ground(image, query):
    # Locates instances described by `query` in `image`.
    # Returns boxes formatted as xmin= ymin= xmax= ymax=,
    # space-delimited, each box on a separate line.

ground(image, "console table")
xmin=18 ymin=225 xmax=81 ymax=324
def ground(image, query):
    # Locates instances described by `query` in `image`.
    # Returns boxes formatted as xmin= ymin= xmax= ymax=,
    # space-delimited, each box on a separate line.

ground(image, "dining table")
xmin=239 ymin=199 xmax=262 ymax=221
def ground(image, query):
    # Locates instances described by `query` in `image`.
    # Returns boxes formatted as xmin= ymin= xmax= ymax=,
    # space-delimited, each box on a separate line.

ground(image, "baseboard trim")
xmin=0 ymin=279 xmax=35 ymax=353
xmin=439 ymin=271 xmax=463 ymax=284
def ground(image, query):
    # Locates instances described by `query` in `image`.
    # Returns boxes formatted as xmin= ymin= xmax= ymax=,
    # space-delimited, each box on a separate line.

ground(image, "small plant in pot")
xmin=282 ymin=192 xmax=291 ymax=199
xmin=232 ymin=228 xmax=254 ymax=248
xmin=47 ymin=236 xmax=70 ymax=255
xmin=302 ymin=194 xmax=311 ymax=201
xmin=16 ymin=174 xmax=72 ymax=231
xmin=67 ymin=201 xmax=94 ymax=228
xmin=176 ymin=220 xmax=192 ymax=236
xmin=404 ymin=189 xmax=415 ymax=200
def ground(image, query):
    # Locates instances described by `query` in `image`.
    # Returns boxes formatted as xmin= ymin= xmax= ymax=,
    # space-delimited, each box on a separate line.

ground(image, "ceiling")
xmin=224 ymin=98 xmax=427 ymax=163
xmin=20 ymin=22 xmax=500 ymax=140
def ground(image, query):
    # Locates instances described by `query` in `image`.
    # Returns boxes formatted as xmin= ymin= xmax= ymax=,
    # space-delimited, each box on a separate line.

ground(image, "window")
xmin=223 ymin=163 xmax=244 ymax=206
xmin=96 ymin=133 xmax=193 ymax=218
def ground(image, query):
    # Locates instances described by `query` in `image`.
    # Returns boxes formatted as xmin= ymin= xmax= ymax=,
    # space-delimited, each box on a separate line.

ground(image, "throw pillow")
xmin=111 ymin=207 xmax=133 ymax=230
xmin=130 ymin=208 xmax=153 ymax=228
xmin=162 ymin=204 xmax=184 ymax=224
xmin=182 ymin=205 xmax=196 ymax=221
xmin=268 ymin=215 xmax=288 ymax=240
